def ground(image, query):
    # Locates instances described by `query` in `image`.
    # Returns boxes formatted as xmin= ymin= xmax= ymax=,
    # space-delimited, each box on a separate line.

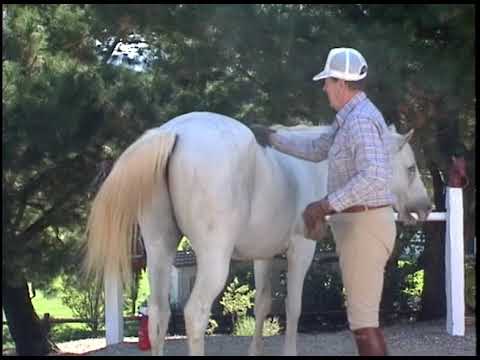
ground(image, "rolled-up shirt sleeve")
xmin=327 ymin=117 xmax=390 ymax=211
xmin=269 ymin=125 xmax=337 ymax=162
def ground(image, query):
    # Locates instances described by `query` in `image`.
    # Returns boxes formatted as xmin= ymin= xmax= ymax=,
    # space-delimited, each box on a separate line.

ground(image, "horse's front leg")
xmin=248 ymin=259 xmax=273 ymax=356
xmin=284 ymin=237 xmax=316 ymax=356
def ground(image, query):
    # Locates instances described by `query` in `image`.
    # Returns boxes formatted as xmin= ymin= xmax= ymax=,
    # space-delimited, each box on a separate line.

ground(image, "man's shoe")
xmin=353 ymin=327 xmax=388 ymax=356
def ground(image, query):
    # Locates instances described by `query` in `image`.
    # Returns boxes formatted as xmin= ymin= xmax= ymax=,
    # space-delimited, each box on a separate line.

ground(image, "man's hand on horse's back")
xmin=250 ymin=124 xmax=276 ymax=147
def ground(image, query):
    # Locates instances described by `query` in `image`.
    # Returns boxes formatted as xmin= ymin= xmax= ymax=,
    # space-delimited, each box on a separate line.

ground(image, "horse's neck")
xmin=268 ymin=147 xmax=327 ymax=196
xmin=267 ymin=125 xmax=333 ymax=209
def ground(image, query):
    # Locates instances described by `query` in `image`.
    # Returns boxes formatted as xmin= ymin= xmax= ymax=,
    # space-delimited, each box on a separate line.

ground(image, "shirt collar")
xmin=335 ymin=91 xmax=367 ymax=127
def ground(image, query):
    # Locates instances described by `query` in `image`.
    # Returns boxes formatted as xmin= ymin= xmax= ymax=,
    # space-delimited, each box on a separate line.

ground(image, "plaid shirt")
xmin=270 ymin=91 xmax=395 ymax=212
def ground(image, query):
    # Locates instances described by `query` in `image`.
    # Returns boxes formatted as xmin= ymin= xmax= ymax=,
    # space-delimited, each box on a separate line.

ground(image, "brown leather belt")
xmin=337 ymin=204 xmax=391 ymax=214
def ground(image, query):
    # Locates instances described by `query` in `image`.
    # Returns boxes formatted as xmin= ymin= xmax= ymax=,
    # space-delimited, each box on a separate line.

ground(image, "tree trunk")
xmin=2 ymin=280 xmax=52 ymax=355
xmin=418 ymin=162 xmax=446 ymax=320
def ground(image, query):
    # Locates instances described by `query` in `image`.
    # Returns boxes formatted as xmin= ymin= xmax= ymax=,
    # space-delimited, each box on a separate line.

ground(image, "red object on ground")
xmin=138 ymin=314 xmax=151 ymax=351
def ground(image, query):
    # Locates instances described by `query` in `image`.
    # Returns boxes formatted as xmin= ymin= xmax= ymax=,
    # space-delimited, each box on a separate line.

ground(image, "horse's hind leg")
xmin=183 ymin=247 xmax=231 ymax=355
xmin=139 ymin=193 xmax=181 ymax=355
xmin=248 ymin=259 xmax=273 ymax=356
xmin=143 ymin=235 xmax=178 ymax=355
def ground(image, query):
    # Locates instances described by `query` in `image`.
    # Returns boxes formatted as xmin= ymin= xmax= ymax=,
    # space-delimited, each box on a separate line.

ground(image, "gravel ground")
xmin=52 ymin=319 xmax=476 ymax=356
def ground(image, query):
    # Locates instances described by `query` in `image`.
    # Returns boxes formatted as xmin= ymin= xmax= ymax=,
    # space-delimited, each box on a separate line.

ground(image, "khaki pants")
xmin=329 ymin=206 xmax=396 ymax=331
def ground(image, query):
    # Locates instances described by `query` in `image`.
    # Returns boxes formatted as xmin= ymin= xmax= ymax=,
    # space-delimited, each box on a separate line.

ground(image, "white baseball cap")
xmin=313 ymin=47 xmax=368 ymax=81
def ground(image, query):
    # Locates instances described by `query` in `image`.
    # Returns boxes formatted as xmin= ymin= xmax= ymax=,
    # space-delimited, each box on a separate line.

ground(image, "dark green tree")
xmin=2 ymin=4 xmax=160 ymax=354
xmin=3 ymin=5 xmax=100 ymax=354
xmin=91 ymin=4 xmax=475 ymax=320
xmin=2 ymin=7 xmax=474 ymax=355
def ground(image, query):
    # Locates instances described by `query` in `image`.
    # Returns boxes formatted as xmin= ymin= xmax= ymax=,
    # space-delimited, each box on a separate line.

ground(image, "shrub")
xmin=58 ymin=273 xmax=104 ymax=334
xmin=177 ymin=236 xmax=192 ymax=251
xmin=206 ymin=318 xmax=218 ymax=335
xmin=219 ymin=277 xmax=256 ymax=325
xmin=392 ymin=260 xmax=425 ymax=316
xmin=262 ymin=316 xmax=282 ymax=336
xmin=232 ymin=316 xmax=255 ymax=336
xmin=232 ymin=316 xmax=282 ymax=336
xmin=124 ymin=269 xmax=146 ymax=316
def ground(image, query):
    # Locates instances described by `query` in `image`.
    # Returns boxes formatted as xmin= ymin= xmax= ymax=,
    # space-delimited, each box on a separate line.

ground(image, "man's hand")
xmin=250 ymin=124 xmax=276 ymax=147
xmin=302 ymin=198 xmax=334 ymax=240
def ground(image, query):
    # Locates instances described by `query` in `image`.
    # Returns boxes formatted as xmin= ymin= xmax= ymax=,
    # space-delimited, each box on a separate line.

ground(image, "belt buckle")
xmin=363 ymin=205 xmax=369 ymax=212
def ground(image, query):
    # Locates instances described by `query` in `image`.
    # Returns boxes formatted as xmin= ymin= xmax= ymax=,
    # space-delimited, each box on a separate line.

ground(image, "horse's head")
xmin=388 ymin=125 xmax=432 ymax=225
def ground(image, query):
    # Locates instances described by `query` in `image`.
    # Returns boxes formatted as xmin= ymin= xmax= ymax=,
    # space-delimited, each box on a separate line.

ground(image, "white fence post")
xmin=445 ymin=187 xmax=465 ymax=336
xmin=104 ymin=273 xmax=124 ymax=345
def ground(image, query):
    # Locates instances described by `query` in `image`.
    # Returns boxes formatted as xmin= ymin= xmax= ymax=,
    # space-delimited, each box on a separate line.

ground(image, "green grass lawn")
xmin=30 ymin=272 xmax=150 ymax=319
xmin=31 ymin=287 xmax=75 ymax=319
xmin=2 ymin=273 xmax=150 ymax=321
xmin=2 ymin=281 xmax=74 ymax=323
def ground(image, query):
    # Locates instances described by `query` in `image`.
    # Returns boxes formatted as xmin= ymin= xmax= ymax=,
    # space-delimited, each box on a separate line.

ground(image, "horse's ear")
xmin=388 ymin=124 xmax=397 ymax=133
xmin=399 ymin=128 xmax=415 ymax=150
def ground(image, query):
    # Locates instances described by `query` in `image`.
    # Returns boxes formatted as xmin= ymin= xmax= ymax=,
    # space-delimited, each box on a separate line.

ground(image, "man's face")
xmin=322 ymin=77 xmax=345 ymax=111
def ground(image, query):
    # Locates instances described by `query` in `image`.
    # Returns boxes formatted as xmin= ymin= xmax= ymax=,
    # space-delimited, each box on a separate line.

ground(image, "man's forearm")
xmin=270 ymin=131 xmax=333 ymax=162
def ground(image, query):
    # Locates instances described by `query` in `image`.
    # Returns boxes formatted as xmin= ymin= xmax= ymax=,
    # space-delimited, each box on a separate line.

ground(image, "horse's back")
xmin=158 ymin=112 xmax=252 ymax=145
xmin=159 ymin=112 xmax=256 ymax=173
xmin=160 ymin=112 xmax=258 ymax=245
xmin=159 ymin=112 xmax=314 ymax=259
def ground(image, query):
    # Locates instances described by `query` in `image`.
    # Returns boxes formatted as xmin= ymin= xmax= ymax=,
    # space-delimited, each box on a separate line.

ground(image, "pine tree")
xmin=2 ymin=5 xmax=158 ymax=353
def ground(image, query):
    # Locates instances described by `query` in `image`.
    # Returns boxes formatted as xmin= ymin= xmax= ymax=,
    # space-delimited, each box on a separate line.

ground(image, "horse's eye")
xmin=408 ymin=165 xmax=416 ymax=175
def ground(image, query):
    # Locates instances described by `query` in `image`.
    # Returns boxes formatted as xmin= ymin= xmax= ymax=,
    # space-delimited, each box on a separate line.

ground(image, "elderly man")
xmin=252 ymin=47 xmax=396 ymax=356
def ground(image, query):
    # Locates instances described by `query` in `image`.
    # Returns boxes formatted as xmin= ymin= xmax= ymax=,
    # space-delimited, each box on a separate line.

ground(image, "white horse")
xmin=84 ymin=111 xmax=431 ymax=356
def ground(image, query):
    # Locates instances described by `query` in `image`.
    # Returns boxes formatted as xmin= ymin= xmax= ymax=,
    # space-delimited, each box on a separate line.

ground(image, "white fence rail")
xmin=104 ymin=186 xmax=466 ymax=345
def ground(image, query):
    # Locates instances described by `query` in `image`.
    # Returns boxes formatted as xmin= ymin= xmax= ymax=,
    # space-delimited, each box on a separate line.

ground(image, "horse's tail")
xmin=83 ymin=130 xmax=177 ymax=286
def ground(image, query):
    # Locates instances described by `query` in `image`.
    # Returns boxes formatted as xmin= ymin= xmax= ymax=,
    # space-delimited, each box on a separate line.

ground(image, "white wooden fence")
xmin=104 ymin=186 xmax=466 ymax=345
